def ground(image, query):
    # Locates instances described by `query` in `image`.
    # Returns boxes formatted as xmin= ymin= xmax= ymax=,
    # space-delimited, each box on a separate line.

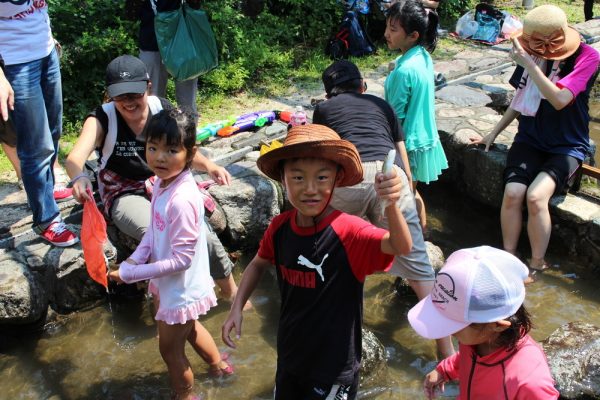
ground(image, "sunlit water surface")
xmin=1 ymin=182 xmax=599 ymax=400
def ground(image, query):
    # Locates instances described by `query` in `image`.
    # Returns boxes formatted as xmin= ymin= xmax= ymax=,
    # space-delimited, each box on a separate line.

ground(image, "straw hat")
xmin=517 ymin=5 xmax=581 ymax=60
xmin=256 ymin=124 xmax=363 ymax=187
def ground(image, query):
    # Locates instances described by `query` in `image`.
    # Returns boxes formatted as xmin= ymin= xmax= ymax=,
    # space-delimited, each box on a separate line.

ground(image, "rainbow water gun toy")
xmin=196 ymin=116 xmax=237 ymax=142
xmin=228 ymin=111 xmax=276 ymax=134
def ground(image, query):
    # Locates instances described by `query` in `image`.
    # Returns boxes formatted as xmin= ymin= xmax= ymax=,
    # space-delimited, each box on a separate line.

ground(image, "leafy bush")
xmin=49 ymin=0 xmax=138 ymax=127
xmin=438 ymin=0 xmax=476 ymax=26
xmin=48 ymin=0 xmax=347 ymax=128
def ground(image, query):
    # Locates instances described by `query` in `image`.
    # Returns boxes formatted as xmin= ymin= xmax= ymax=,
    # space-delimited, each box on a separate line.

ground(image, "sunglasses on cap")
xmin=112 ymin=92 xmax=145 ymax=102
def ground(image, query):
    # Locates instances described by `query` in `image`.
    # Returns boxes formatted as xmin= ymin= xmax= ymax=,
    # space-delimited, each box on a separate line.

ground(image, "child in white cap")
xmin=408 ymin=245 xmax=559 ymax=399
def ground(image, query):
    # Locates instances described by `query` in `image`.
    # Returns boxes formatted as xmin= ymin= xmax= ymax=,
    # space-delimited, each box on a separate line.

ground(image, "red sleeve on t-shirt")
xmin=331 ymin=213 xmax=394 ymax=282
xmin=257 ymin=211 xmax=293 ymax=264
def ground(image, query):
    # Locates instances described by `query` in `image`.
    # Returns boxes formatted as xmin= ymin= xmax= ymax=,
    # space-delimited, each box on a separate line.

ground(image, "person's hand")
xmin=222 ymin=310 xmax=243 ymax=349
xmin=72 ymin=176 xmax=93 ymax=204
xmin=510 ymin=37 xmax=535 ymax=69
xmin=208 ymin=164 xmax=232 ymax=186
xmin=108 ymin=269 xmax=124 ymax=284
xmin=375 ymin=167 xmax=401 ymax=207
xmin=0 ymin=71 xmax=14 ymax=122
xmin=469 ymin=132 xmax=497 ymax=152
xmin=423 ymin=369 xmax=446 ymax=399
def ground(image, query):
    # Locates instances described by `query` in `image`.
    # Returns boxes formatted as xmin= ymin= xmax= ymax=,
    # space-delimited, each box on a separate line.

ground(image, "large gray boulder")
xmin=17 ymin=239 xmax=106 ymax=313
xmin=0 ymin=250 xmax=48 ymax=325
xmin=209 ymin=161 xmax=282 ymax=250
xmin=543 ymin=321 xmax=600 ymax=399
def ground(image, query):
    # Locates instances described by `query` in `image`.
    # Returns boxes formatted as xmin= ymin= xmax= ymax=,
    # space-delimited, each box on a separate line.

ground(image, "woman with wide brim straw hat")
xmin=470 ymin=5 xmax=599 ymax=276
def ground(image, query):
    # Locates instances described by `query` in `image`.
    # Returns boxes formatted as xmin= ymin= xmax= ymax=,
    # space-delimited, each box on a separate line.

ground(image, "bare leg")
xmin=187 ymin=320 xmax=229 ymax=373
xmin=413 ymin=182 xmax=427 ymax=231
xmin=408 ymin=279 xmax=455 ymax=359
xmin=1 ymin=142 xmax=21 ymax=180
xmin=500 ymin=182 xmax=528 ymax=255
xmin=214 ymin=274 xmax=253 ymax=310
xmin=214 ymin=275 xmax=237 ymax=300
xmin=526 ymin=172 xmax=555 ymax=270
xmin=158 ymin=319 xmax=196 ymax=400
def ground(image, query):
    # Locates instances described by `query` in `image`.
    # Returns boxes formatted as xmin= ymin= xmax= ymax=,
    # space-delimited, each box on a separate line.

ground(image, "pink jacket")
xmin=436 ymin=335 xmax=559 ymax=400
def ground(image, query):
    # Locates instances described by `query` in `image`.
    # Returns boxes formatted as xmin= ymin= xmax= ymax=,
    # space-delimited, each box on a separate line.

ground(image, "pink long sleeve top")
xmin=436 ymin=335 xmax=559 ymax=399
xmin=119 ymin=170 xmax=217 ymax=324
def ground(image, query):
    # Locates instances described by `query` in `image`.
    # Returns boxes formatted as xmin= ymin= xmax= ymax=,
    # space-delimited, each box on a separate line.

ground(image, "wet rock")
xmin=461 ymin=147 xmax=507 ymax=208
xmin=543 ymin=321 xmax=600 ymax=399
xmin=395 ymin=242 xmax=445 ymax=297
xmin=360 ymin=327 xmax=387 ymax=384
xmin=0 ymin=250 xmax=48 ymax=324
xmin=17 ymin=239 xmax=106 ymax=313
xmin=209 ymin=161 xmax=282 ymax=250
xmin=426 ymin=241 xmax=445 ymax=270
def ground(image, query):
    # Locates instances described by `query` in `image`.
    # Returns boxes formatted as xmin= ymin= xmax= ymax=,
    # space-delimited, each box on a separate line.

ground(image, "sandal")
xmin=208 ymin=353 xmax=234 ymax=378
xmin=529 ymin=258 xmax=550 ymax=271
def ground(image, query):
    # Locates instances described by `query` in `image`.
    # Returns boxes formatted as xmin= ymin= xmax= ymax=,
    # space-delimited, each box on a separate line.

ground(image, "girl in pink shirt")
xmin=108 ymin=108 xmax=232 ymax=400
xmin=408 ymin=246 xmax=559 ymax=400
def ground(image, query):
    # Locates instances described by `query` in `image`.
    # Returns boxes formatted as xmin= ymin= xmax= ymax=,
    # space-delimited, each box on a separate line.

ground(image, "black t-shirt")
xmin=257 ymin=209 xmax=393 ymax=384
xmin=313 ymin=92 xmax=406 ymax=170
xmin=138 ymin=0 xmax=181 ymax=51
xmin=87 ymin=97 xmax=172 ymax=181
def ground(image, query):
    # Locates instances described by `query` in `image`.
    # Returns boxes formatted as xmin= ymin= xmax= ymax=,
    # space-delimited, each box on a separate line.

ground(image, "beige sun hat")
xmin=256 ymin=124 xmax=363 ymax=187
xmin=517 ymin=4 xmax=581 ymax=60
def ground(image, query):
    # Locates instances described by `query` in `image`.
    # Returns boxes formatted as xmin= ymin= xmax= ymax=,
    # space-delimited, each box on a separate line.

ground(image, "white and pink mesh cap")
xmin=408 ymin=246 xmax=529 ymax=339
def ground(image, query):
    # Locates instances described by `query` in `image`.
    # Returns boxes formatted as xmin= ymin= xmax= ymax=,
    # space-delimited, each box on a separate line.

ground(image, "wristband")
xmin=69 ymin=172 xmax=90 ymax=187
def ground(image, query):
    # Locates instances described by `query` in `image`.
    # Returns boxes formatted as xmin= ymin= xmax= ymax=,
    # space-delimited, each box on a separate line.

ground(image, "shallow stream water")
xmin=1 ymin=181 xmax=599 ymax=400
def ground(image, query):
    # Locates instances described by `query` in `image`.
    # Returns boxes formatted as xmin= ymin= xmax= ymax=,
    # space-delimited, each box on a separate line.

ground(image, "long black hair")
xmin=145 ymin=108 xmax=197 ymax=168
xmin=386 ymin=0 xmax=439 ymax=53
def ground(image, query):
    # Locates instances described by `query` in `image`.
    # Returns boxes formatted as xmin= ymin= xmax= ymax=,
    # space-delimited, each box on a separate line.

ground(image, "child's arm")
xmin=395 ymin=140 xmax=413 ymax=189
xmin=423 ymin=369 xmax=446 ymax=399
xmin=114 ymin=197 xmax=199 ymax=284
xmin=469 ymin=107 xmax=520 ymax=152
xmin=424 ymin=352 xmax=460 ymax=399
xmin=510 ymin=38 xmax=574 ymax=110
xmin=191 ymin=150 xmax=232 ymax=186
xmin=375 ymin=168 xmax=413 ymax=255
xmin=221 ymin=255 xmax=272 ymax=348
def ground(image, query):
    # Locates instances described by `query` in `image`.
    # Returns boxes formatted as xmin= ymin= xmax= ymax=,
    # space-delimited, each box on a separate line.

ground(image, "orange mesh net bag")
xmin=81 ymin=189 xmax=108 ymax=288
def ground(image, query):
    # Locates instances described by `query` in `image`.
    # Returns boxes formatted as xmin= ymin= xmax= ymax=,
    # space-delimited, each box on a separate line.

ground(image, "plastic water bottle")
xmin=290 ymin=106 xmax=307 ymax=127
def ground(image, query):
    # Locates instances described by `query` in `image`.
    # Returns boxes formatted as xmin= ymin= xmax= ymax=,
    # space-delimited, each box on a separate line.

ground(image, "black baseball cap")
xmin=322 ymin=60 xmax=363 ymax=95
xmin=106 ymin=55 xmax=150 ymax=98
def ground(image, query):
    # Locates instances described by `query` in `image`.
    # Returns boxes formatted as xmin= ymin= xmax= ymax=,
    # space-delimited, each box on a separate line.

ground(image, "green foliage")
xmin=49 ymin=0 xmax=342 ymax=130
xmin=438 ymin=0 xmax=476 ymax=26
xmin=49 ymin=0 xmax=138 ymax=127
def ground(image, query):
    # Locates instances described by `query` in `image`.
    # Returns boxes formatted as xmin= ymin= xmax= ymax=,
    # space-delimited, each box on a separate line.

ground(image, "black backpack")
xmin=326 ymin=11 xmax=375 ymax=60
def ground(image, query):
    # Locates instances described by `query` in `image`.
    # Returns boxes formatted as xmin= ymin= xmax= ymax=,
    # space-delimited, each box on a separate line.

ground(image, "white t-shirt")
xmin=0 ymin=0 xmax=54 ymax=65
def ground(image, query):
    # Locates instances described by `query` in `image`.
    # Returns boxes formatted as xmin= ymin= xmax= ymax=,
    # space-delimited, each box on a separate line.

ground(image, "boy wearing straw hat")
xmin=222 ymin=124 xmax=412 ymax=399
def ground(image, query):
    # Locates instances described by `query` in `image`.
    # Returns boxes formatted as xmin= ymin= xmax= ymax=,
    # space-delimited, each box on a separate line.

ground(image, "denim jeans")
xmin=5 ymin=48 xmax=62 ymax=229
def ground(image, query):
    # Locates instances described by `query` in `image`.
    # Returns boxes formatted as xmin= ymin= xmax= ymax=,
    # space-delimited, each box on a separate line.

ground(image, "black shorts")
xmin=503 ymin=141 xmax=581 ymax=194
xmin=274 ymin=368 xmax=359 ymax=400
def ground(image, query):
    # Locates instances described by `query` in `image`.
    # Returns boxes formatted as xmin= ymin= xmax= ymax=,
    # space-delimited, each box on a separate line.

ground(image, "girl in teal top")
xmin=384 ymin=0 xmax=448 ymax=228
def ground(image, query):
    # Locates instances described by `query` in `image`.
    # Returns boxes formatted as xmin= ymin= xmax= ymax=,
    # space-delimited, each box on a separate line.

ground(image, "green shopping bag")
xmin=154 ymin=3 xmax=218 ymax=81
